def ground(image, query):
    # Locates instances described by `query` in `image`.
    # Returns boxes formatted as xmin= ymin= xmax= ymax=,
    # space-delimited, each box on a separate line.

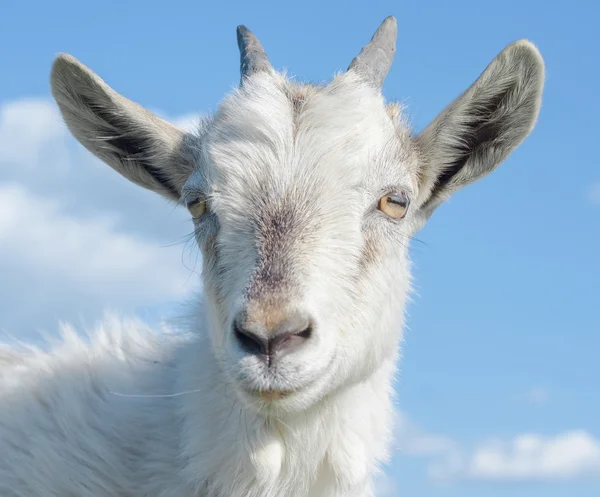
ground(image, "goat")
xmin=0 ymin=16 xmax=544 ymax=497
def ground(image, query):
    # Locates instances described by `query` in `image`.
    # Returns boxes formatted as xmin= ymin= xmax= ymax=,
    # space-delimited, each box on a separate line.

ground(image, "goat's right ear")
xmin=50 ymin=54 xmax=195 ymax=201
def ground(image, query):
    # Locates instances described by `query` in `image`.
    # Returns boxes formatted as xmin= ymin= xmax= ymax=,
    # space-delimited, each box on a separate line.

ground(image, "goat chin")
xmin=0 ymin=314 xmax=397 ymax=497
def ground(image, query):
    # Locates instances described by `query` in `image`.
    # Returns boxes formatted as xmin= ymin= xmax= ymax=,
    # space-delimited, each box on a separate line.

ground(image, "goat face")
xmin=183 ymin=73 xmax=416 ymax=412
xmin=50 ymin=18 xmax=544 ymax=414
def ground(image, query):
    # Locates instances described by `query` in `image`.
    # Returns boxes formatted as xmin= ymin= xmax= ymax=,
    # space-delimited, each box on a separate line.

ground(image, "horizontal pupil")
xmin=387 ymin=195 xmax=407 ymax=206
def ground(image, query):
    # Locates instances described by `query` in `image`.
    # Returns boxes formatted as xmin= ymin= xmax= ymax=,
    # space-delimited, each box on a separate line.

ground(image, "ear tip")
xmin=50 ymin=53 xmax=108 ymax=105
xmin=50 ymin=53 xmax=86 ymax=83
xmin=512 ymin=39 xmax=543 ymax=55
xmin=50 ymin=54 xmax=73 ymax=94
xmin=52 ymin=53 xmax=79 ymax=71
xmin=507 ymin=39 xmax=545 ymax=69
xmin=508 ymin=39 xmax=546 ymax=93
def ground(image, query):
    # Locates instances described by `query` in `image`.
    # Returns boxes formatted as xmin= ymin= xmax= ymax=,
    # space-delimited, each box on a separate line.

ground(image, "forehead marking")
xmin=244 ymin=199 xmax=303 ymax=302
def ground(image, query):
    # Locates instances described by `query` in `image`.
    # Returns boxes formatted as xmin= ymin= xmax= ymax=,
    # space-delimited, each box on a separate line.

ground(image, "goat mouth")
xmin=244 ymin=388 xmax=295 ymax=402
xmin=259 ymin=390 xmax=289 ymax=401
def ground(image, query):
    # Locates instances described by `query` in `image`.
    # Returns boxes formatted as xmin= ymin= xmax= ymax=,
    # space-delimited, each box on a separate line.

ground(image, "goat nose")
xmin=233 ymin=311 xmax=313 ymax=365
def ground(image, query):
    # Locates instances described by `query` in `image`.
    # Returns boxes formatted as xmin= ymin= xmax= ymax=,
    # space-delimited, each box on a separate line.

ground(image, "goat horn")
xmin=237 ymin=25 xmax=272 ymax=83
xmin=347 ymin=16 xmax=397 ymax=88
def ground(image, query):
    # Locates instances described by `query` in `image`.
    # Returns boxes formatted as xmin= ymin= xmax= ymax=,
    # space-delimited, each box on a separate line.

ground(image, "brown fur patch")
xmin=359 ymin=235 xmax=381 ymax=273
xmin=203 ymin=233 xmax=217 ymax=256
xmin=246 ymin=200 xmax=301 ymax=301
xmin=203 ymin=233 xmax=228 ymax=317
xmin=243 ymin=298 xmax=292 ymax=335
xmin=283 ymin=82 xmax=320 ymax=138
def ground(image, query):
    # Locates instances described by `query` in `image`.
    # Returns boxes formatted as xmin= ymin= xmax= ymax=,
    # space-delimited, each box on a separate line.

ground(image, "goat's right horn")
xmin=347 ymin=16 xmax=398 ymax=88
xmin=237 ymin=25 xmax=272 ymax=84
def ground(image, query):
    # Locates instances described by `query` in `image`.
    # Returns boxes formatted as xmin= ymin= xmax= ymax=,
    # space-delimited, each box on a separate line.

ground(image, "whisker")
xmin=109 ymin=388 xmax=204 ymax=399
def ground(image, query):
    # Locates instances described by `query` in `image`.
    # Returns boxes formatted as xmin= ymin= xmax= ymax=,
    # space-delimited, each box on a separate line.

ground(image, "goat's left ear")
xmin=51 ymin=54 xmax=196 ymax=202
xmin=413 ymin=40 xmax=545 ymax=222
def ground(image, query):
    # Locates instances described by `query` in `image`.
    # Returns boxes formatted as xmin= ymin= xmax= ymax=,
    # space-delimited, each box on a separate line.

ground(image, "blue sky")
xmin=1 ymin=0 xmax=599 ymax=495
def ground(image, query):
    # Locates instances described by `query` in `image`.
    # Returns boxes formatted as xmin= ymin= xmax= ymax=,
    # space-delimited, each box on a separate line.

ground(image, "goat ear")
xmin=50 ymin=54 xmax=195 ymax=201
xmin=413 ymin=40 xmax=545 ymax=221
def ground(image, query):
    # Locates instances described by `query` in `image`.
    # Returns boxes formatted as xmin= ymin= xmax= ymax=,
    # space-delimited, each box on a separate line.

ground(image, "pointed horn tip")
xmin=346 ymin=15 xmax=398 ymax=87
xmin=375 ymin=16 xmax=398 ymax=37
xmin=236 ymin=25 xmax=249 ymax=44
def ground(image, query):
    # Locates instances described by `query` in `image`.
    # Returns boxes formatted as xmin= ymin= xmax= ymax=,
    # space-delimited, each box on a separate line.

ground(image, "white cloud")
xmin=0 ymin=99 xmax=67 ymax=167
xmin=390 ymin=411 xmax=600 ymax=483
xmin=392 ymin=411 xmax=465 ymax=482
xmin=588 ymin=182 xmax=600 ymax=204
xmin=172 ymin=113 xmax=202 ymax=132
xmin=431 ymin=430 xmax=600 ymax=482
xmin=0 ymin=183 xmax=190 ymax=293
xmin=0 ymin=182 xmax=198 ymax=337
xmin=0 ymin=98 xmax=196 ymax=240
xmin=395 ymin=410 xmax=458 ymax=457
xmin=0 ymin=98 xmax=201 ymax=337
xmin=464 ymin=430 xmax=600 ymax=480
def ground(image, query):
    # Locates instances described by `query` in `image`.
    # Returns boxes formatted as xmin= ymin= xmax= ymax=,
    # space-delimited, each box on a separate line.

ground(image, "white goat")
xmin=0 ymin=17 xmax=544 ymax=497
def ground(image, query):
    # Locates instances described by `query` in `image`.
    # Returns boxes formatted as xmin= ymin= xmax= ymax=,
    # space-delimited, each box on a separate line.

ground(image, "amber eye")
xmin=186 ymin=198 xmax=207 ymax=219
xmin=378 ymin=192 xmax=410 ymax=219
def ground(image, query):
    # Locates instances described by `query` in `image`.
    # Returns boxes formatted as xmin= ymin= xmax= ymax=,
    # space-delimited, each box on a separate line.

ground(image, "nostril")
xmin=233 ymin=311 xmax=314 ymax=365
xmin=268 ymin=324 xmax=313 ymax=357
xmin=296 ymin=326 xmax=312 ymax=340
xmin=233 ymin=321 xmax=268 ymax=356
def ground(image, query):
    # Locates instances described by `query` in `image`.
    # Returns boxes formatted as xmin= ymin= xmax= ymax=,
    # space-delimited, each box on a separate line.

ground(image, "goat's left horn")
xmin=237 ymin=25 xmax=272 ymax=83
xmin=347 ymin=16 xmax=397 ymax=88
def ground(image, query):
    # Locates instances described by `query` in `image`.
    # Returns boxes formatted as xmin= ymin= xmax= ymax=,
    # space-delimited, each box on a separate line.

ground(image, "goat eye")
xmin=378 ymin=192 xmax=409 ymax=219
xmin=186 ymin=198 xmax=207 ymax=219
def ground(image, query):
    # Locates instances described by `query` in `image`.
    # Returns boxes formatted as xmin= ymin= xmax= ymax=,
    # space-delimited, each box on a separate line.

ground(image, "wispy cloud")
xmin=0 ymin=99 xmax=67 ymax=167
xmin=429 ymin=430 xmax=600 ymax=482
xmin=459 ymin=430 xmax=600 ymax=480
xmin=390 ymin=411 xmax=600 ymax=483
xmin=395 ymin=410 xmax=458 ymax=457
xmin=0 ymin=182 xmax=191 ymax=295
xmin=392 ymin=410 xmax=464 ymax=481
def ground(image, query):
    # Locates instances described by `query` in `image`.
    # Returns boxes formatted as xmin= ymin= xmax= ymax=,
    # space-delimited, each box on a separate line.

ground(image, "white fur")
xmin=0 ymin=311 xmax=395 ymax=497
xmin=0 ymin=19 xmax=544 ymax=497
